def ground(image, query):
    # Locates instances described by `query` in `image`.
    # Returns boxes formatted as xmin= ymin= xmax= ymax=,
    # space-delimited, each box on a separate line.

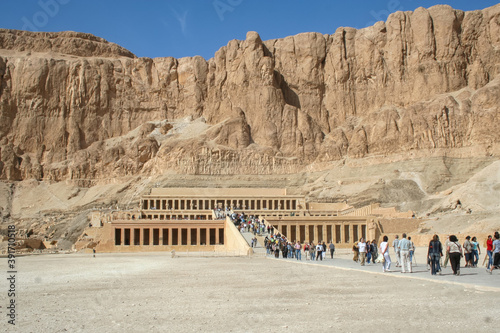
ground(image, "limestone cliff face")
xmin=1 ymin=4 xmax=500 ymax=181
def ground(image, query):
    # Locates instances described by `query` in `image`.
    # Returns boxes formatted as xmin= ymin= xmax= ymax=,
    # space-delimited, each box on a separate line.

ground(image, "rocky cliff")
xmin=1 ymin=4 xmax=500 ymax=182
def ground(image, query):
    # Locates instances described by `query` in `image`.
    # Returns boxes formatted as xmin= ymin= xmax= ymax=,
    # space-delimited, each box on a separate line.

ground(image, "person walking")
xmin=447 ymin=235 xmax=463 ymax=275
xmin=393 ymin=235 xmax=401 ymax=267
xmin=427 ymin=235 xmax=443 ymax=275
xmin=329 ymin=241 xmax=335 ymax=259
xmin=471 ymin=236 xmax=480 ymax=267
xmin=366 ymin=241 xmax=372 ymax=264
xmin=408 ymin=236 xmax=415 ymax=265
xmin=463 ymin=236 xmax=473 ymax=268
xmin=486 ymin=232 xmax=500 ymax=274
xmin=379 ymin=235 xmax=391 ymax=272
xmin=486 ymin=235 xmax=493 ymax=269
xmin=315 ymin=242 xmax=323 ymax=261
xmin=358 ymin=238 xmax=367 ymax=266
xmin=442 ymin=235 xmax=451 ymax=268
xmin=371 ymin=239 xmax=378 ymax=264
xmin=295 ymin=241 xmax=302 ymax=260
xmin=352 ymin=242 xmax=359 ymax=262
xmin=398 ymin=233 xmax=412 ymax=273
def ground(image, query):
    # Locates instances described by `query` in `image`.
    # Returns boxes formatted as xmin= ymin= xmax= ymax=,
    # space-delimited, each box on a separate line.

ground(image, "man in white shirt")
xmin=398 ymin=233 xmax=413 ymax=273
xmin=315 ymin=243 xmax=323 ymax=261
xmin=357 ymin=238 xmax=367 ymax=266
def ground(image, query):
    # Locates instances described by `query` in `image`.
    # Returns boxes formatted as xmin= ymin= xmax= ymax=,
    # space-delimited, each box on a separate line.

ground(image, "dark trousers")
xmin=330 ymin=249 xmax=334 ymax=258
xmin=449 ymin=252 xmax=461 ymax=274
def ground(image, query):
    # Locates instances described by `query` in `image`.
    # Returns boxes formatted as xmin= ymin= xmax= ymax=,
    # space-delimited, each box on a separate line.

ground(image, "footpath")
xmin=265 ymin=246 xmax=500 ymax=291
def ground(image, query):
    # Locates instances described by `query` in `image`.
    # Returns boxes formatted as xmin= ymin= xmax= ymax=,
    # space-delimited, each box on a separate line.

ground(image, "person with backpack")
xmin=447 ymin=235 xmax=463 ymax=275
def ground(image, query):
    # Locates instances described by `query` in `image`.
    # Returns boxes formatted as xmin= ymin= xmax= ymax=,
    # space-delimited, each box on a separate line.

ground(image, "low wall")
xmin=223 ymin=217 xmax=252 ymax=256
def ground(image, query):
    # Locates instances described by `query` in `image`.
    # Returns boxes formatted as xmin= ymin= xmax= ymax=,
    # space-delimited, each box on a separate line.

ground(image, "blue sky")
xmin=1 ymin=0 xmax=498 ymax=60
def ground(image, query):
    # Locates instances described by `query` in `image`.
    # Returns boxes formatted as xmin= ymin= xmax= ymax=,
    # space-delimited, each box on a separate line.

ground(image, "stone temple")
xmin=76 ymin=187 xmax=415 ymax=254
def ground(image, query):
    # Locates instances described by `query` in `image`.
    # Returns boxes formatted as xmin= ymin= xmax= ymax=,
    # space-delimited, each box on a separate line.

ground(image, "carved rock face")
xmin=0 ymin=4 xmax=500 ymax=181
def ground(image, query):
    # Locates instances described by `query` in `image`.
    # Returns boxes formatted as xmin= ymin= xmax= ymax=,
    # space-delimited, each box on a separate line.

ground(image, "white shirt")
xmin=358 ymin=242 xmax=367 ymax=253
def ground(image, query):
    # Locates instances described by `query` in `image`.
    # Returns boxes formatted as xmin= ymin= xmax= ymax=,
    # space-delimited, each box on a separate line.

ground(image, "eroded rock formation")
xmin=1 ymin=4 xmax=500 ymax=181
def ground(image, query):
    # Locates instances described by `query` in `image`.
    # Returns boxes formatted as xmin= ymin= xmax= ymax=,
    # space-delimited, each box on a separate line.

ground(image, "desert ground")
xmin=2 ymin=248 xmax=498 ymax=333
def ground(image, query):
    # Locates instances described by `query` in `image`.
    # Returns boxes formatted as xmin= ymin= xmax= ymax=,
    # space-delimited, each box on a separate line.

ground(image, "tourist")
xmin=295 ymin=241 xmax=301 ymax=260
xmin=471 ymin=236 xmax=480 ymax=267
xmin=447 ymin=235 xmax=463 ymax=275
xmin=273 ymin=243 xmax=280 ymax=258
xmin=357 ymin=238 xmax=367 ymax=266
xmin=379 ymin=235 xmax=391 ymax=272
xmin=304 ymin=242 xmax=310 ymax=260
xmin=463 ymin=236 xmax=473 ymax=268
xmin=442 ymin=235 xmax=450 ymax=268
xmin=371 ymin=239 xmax=378 ymax=264
xmin=393 ymin=235 xmax=401 ymax=267
xmin=287 ymin=242 xmax=293 ymax=258
xmin=315 ymin=242 xmax=323 ymax=261
xmin=408 ymin=236 xmax=415 ymax=265
xmin=486 ymin=235 xmax=493 ymax=269
xmin=321 ymin=241 xmax=327 ymax=260
xmin=310 ymin=242 xmax=316 ymax=261
xmin=427 ymin=235 xmax=443 ymax=275
xmin=366 ymin=241 xmax=372 ymax=264
xmin=352 ymin=242 xmax=359 ymax=262
xmin=329 ymin=241 xmax=335 ymax=259
xmin=486 ymin=232 xmax=500 ymax=274
xmin=398 ymin=233 xmax=412 ymax=273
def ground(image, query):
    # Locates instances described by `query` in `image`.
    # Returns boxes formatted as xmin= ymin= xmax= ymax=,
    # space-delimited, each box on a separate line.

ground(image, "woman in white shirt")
xmin=379 ymin=235 xmax=391 ymax=272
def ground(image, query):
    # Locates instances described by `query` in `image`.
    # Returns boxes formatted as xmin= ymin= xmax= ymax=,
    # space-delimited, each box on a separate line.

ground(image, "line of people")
xmin=377 ymin=232 xmax=500 ymax=276
xmin=264 ymin=235 xmax=336 ymax=261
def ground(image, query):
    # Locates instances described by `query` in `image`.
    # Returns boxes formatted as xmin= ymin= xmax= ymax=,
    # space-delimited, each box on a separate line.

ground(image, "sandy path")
xmin=3 ymin=252 xmax=498 ymax=332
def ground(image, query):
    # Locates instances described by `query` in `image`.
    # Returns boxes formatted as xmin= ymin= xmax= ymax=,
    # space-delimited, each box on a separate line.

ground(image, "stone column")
xmin=168 ymin=228 xmax=172 ymax=245
xmin=150 ymin=228 xmax=154 ymax=246
xmin=120 ymin=228 xmax=125 ymax=246
xmin=197 ymin=228 xmax=201 ymax=245
xmin=305 ymin=224 xmax=310 ymax=242
xmin=286 ymin=224 xmax=291 ymax=239
xmin=187 ymin=228 xmax=192 ymax=246
xmin=342 ymin=223 xmax=347 ymax=243
xmin=332 ymin=225 xmax=337 ymax=243
xmin=215 ymin=228 xmax=220 ymax=244
xmin=351 ymin=224 xmax=356 ymax=244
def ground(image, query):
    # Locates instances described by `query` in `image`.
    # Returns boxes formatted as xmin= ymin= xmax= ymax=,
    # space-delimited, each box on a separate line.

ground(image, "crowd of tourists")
xmin=229 ymin=212 xmax=499 ymax=276
xmin=262 ymin=234 xmax=336 ymax=261
xmin=358 ymin=232 xmax=500 ymax=276
xmin=230 ymin=212 xmax=269 ymax=235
